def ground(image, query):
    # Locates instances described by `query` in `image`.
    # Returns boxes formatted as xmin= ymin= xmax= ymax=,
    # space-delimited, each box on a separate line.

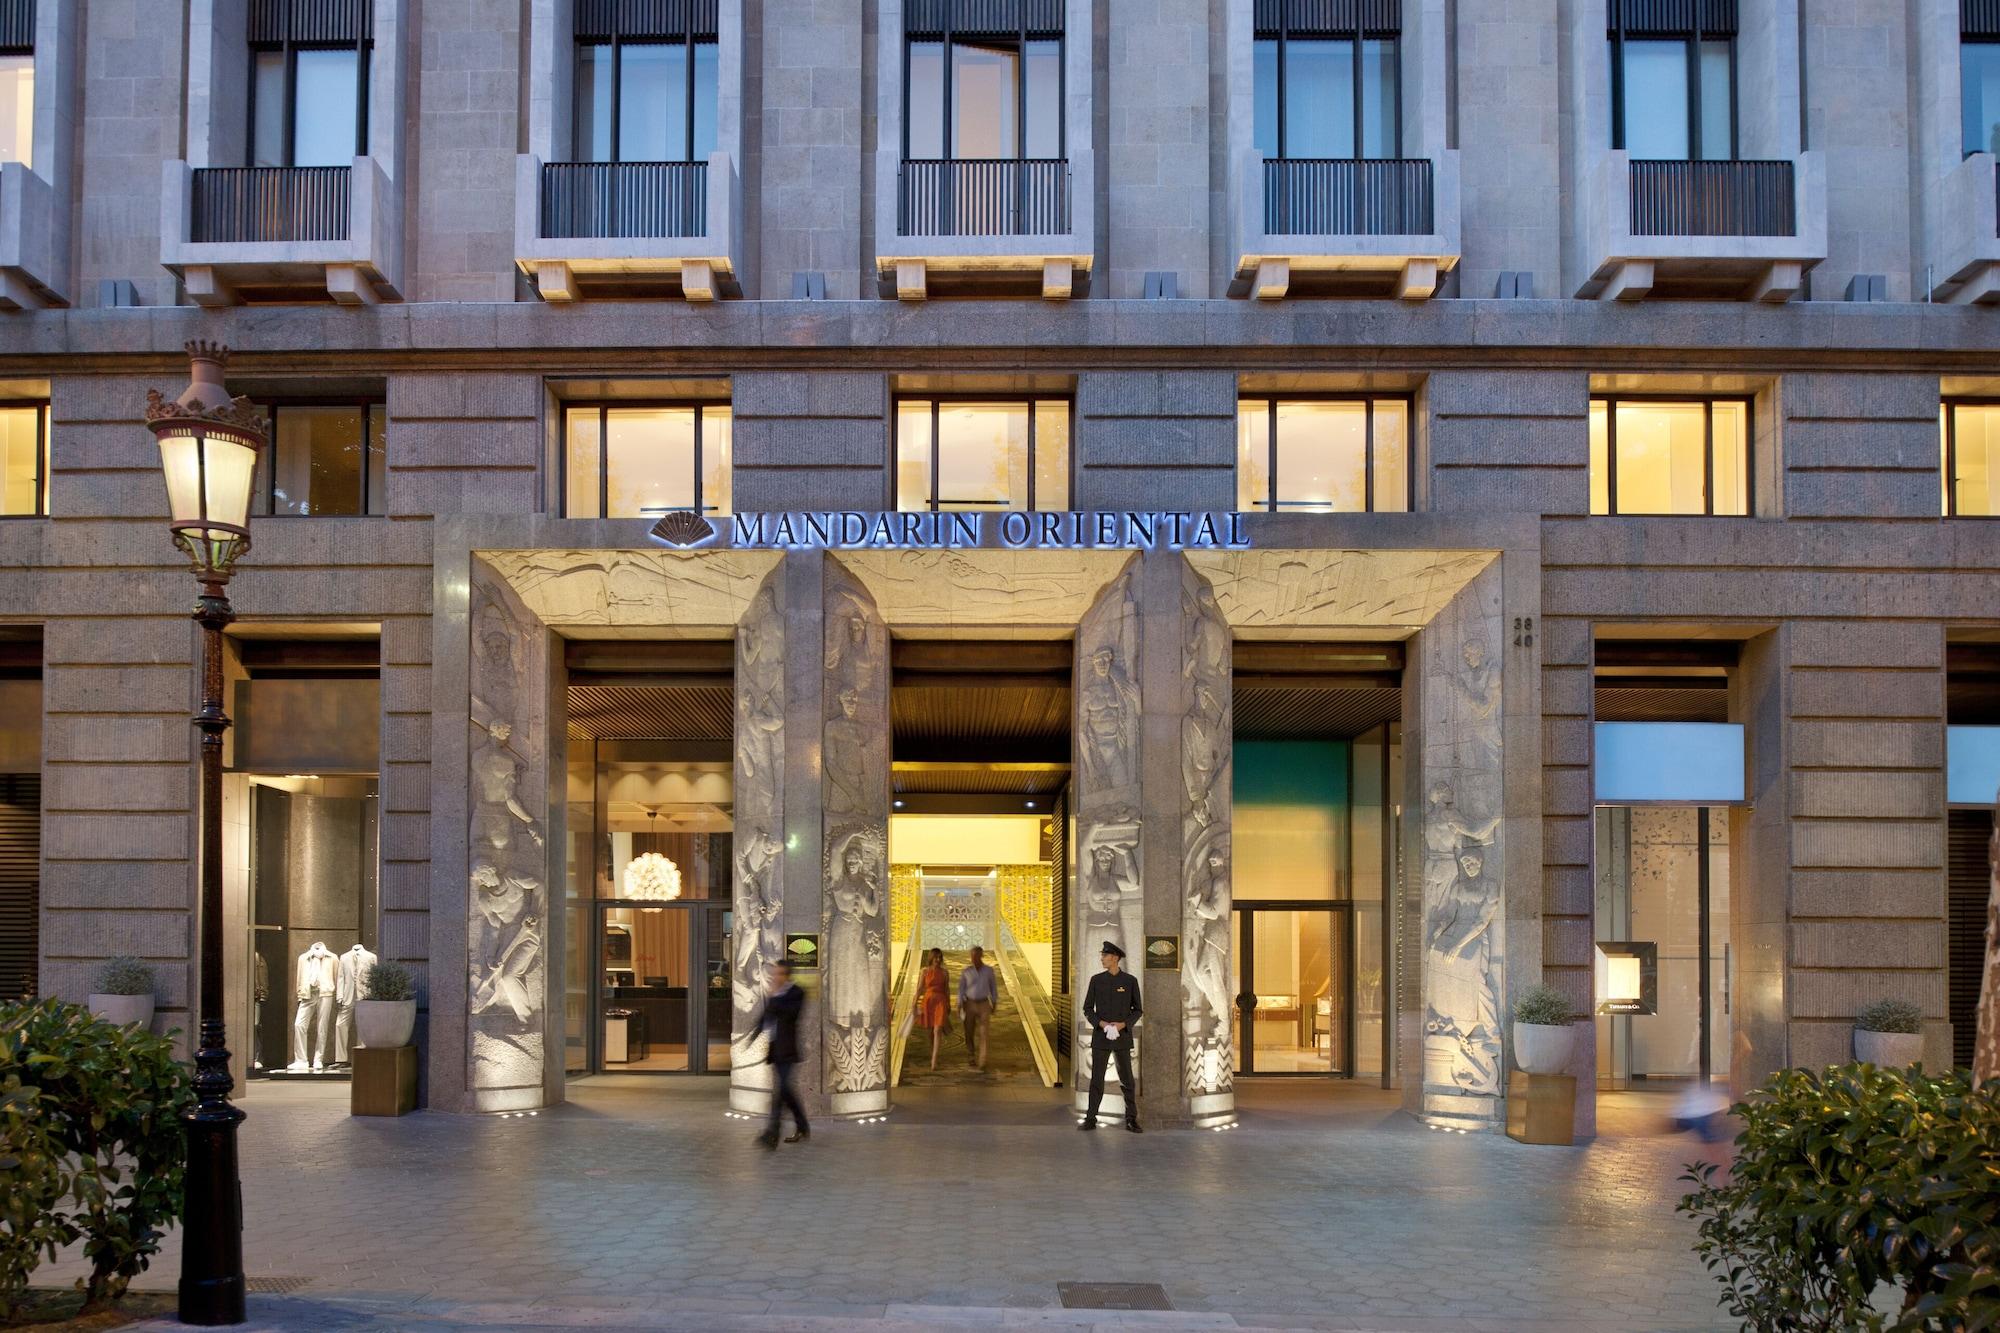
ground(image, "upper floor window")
xmin=1965 ymin=18 xmax=2000 ymax=156
xmin=574 ymin=5 xmax=717 ymax=162
xmin=253 ymin=402 xmax=385 ymax=517
xmin=895 ymin=398 xmax=1070 ymax=512
xmin=1253 ymin=3 xmax=1399 ymax=160
xmin=904 ymin=6 xmax=1063 ymax=160
xmin=1608 ymin=1 xmax=1734 ymax=160
xmin=0 ymin=36 xmax=31 ymax=168
xmin=249 ymin=0 xmax=372 ymax=167
xmin=1589 ymin=396 xmax=1748 ymax=516
xmin=0 ymin=402 xmax=48 ymax=517
xmin=1943 ymin=400 xmax=2000 ymax=516
xmin=1236 ymin=397 xmax=1409 ymax=513
xmin=563 ymin=404 xmax=732 ymax=518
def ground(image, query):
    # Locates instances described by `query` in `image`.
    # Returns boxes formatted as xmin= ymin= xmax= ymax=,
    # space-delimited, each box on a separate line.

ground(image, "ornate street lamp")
xmin=145 ymin=340 xmax=266 ymax=1327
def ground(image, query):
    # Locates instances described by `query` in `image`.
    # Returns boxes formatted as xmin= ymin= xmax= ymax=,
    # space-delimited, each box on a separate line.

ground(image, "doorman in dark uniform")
xmin=1080 ymin=940 xmax=1143 ymax=1133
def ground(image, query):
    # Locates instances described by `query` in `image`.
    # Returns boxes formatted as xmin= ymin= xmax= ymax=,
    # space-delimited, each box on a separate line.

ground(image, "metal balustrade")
xmin=1262 ymin=158 xmax=1433 ymax=237
xmin=1628 ymin=159 xmax=1795 ymax=238
xmin=538 ymin=161 xmax=709 ymax=240
xmin=898 ymin=158 xmax=1070 ymax=237
xmin=189 ymin=166 xmax=352 ymax=244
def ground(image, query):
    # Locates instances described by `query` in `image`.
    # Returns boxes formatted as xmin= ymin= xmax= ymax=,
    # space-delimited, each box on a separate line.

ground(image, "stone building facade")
xmin=0 ymin=0 xmax=1995 ymax=1135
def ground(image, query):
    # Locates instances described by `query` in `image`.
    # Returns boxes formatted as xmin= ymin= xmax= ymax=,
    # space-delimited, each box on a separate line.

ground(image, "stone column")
xmin=464 ymin=559 xmax=555 ymax=1113
xmin=820 ymin=557 xmax=892 ymax=1116
xmin=729 ymin=565 xmax=789 ymax=1113
xmin=1072 ymin=558 xmax=1145 ymax=1116
xmin=1408 ymin=563 xmax=1509 ymax=1130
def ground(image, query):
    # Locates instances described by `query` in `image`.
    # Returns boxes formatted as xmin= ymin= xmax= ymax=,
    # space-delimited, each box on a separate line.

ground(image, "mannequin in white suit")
xmin=333 ymin=943 xmax=376 ymax=1064
xmin=290 ymin=942 xmax=339 ymax=1070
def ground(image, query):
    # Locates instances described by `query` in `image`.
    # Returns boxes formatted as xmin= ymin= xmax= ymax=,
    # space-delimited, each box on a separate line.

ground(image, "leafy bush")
xmin=1856 ymin=998 xmax=1924 ymax=1035
xmin=91 ymin=957 xmax=154 ymax=998
xmin=1678 ymin=1063 xmax=2000 ymax=1331
xmin=0 ymin=997 xmax=194 ymax=1318
xmin=364 ymin=959 xmax=415 ymax=1002
xmin=1512 ymin=984 xmax=1570 ymax=1027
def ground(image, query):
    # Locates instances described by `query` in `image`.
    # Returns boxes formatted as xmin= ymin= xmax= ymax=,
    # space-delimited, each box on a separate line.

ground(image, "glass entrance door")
xmin=598 ymin=901 xmax=731 ymax=1073
xmin=1231 ymin=904 xmax=1351 ymax=1075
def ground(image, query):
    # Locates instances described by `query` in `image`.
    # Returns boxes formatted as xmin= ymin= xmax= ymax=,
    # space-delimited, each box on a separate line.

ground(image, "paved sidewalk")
xmin=48 ymin=1077 xmax=1728 ymax=1331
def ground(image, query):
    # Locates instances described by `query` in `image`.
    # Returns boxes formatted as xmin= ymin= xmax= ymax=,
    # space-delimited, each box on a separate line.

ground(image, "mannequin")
xmin=333 ymin=942 xmax=377 ymax=1065
xmin=290 ymin=941 xmax=339 ymax=1070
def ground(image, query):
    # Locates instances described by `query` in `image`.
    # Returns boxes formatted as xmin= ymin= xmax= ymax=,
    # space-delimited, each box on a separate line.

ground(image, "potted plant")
xmin=86 ymin=956 xmax=155 ymax=1030
xmin=1852 ymin=998 xmax=1924 ymax=1067
xmin=353 ymin=959 xmax=417 ymax=1049
xmin=1512 ymin=984 xmax=1573 ymax=1075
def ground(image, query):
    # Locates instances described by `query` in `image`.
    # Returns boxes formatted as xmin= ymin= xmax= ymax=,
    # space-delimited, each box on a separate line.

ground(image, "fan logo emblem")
xmin=648 ymin=510 xmax=716 ymax=547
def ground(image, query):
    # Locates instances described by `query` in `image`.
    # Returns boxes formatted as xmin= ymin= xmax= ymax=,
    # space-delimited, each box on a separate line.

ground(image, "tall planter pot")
xmin=87 ymin=994 xmax=155 ymax=1030
xmin=1513 ymin=1021 xmax=1573 ymax=1076
xmin=354 ymin=998 xmax=416 ymax=1049
xmin=1854 ymin=1028 xmax=1923 ymax=1068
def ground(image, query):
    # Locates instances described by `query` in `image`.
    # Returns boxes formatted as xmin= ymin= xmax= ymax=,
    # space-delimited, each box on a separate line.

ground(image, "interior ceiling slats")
xmin=892 ymin=683 xmax=1071 ymax=749
xmin=893 ymin=765 xmax=1070 ymax=795
xmin=1593 ymin=686 xmax=1729 ymax=724
xmin=566 ymin=685 xmax=733 ymax=741
xmin=1232 ymin=686 xmax=1402 ymax=740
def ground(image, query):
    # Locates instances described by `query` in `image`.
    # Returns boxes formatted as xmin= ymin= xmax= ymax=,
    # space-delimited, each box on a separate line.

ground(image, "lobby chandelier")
xmin=625 ymin=809 xmax=682 ymax=901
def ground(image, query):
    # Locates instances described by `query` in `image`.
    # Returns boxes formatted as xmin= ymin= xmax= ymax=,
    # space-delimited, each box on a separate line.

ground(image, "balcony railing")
xmin=898 ymin=158 xmax=1069 ymax=237
xmin=1628 ymin=159 xmax=1795 ymax=238
xmin=539 ymin=161 xmax=708 ymax=240
xmin=1262 ymin=158 xmax=1434 ymax=237
xmin=190 ymin=166 xmax=351 ymax=244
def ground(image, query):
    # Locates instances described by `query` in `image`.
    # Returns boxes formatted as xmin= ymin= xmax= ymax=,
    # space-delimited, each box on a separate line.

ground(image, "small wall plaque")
xmin=784 ymin=934 xmax=820 ymax=969
xmin=1144 ymin=935 xmax=1180 ymax=970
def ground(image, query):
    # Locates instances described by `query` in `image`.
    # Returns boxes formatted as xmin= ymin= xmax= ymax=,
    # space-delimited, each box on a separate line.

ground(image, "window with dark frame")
xmin=1943 ymin=399 xmax=2000 ymax=517
xmin=1235 ymin=396 xmax=1411 ymax=514
xmin=1607 ymin=0 xmax=1736 ymax=161
xmin=903 ymin=3 xmax=1064 ymax=163
xmin=1252 ymin=0 xmax=1401 ymax=161
xmin=0 ymin=402 xmax=48 ymax=518
xmin=253 ymin=401 xmax=386 ymax=517
xmin=1589 ymin=395 xmax=1751 ymax=517
xmin=248 ymin=0 xmax=372 ymax=169
xmin=574 ymin=2 xmax=718 ymax=163
xmin=562 ymin=404 xmax=733 ymax=519
xmin=1963 ymin=4 xmax=2000 ymax=157
xmin=894 ymin=397 xmax=1071 ymax=512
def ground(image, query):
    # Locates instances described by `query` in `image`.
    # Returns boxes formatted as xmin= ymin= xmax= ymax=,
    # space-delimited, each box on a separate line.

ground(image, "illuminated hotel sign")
xmin=647 ymin=510 xmax=1251 ymax=551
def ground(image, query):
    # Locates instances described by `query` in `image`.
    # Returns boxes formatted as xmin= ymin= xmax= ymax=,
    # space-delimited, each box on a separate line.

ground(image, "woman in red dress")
xmin=917 ymin=948 xmax=951 ymax=1070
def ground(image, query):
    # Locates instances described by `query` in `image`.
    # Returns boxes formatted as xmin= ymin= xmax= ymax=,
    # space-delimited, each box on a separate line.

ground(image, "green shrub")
xmin=0 ymin=997 xmax=194 ymax=1317
xmin=1512 ymin=984 xmax=1570 ymax=1027
xmin=91 ymin=957 xmax=154 ymax=998
xmin=1856 ymin=998 xmax=1924 ymax=1035
xmin=1678 ymin=1063 xmax=2000 ymax=1331
xmin=364 ymin=959 xmax=415 ymax=1002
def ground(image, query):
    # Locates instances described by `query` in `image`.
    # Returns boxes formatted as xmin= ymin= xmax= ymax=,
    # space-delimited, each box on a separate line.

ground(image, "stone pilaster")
xmin=729 ymin=564 xmax=788 ymax=1113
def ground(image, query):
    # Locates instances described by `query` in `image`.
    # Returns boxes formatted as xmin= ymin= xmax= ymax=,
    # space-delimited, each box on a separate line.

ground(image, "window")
xmin=253 ymin=403 xmax=385 ymax=517
xmin=904 ymin=14 xmax=1062 ymax=160
xmin=1943 ymin=401 xmax=2000 ymax=516
xmin=1609 ymin=8 xmax=1734 ymax=160
xmin=0 ymin=402 xmax=47 ymax=517
xmin=563 ymin=405 xmax=732 ymax=519
xmin=1236 ymin=397 xmax=1409 ymax=513
xmin=895 ymin=399 xmax=1069 ymax=512
xmin=575 ymin=15 xmax=717 ymax=162
xmin=1964 ymin=42 xmax=2000 ymax=157
xmin=249 ymin=6 xmax=370 ymax=169
xmin=1253 ymin=7 xmax=1399 ymax=160
xmin=0 ymin=51 xmax=31 ymax=168
xmin=1589 ymin=397 xmax=1749 ymax=516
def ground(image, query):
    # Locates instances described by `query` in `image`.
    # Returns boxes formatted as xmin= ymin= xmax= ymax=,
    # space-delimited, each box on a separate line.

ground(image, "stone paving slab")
xmin=62 ymin=1077 xmax=1732 ymax=1332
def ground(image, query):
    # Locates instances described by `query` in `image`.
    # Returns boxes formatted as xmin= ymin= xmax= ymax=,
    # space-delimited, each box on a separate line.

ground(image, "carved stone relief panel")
xmin=730 ymin=567 xmax=787 ymax=1108
xmin=466 ymin=564 xmax=551 ymax=1107
xmin=838 ymin=549 xmax=1134 ymax=636
xmin=1417 ymin=563 xmax=1507 ymax=1122
xmin=1072 ymin=559 xmax=1144 ymax=1100
xmin=481 ymin=549 xmax=781 ymax=631
xmin=1186 ymin=549 xmax=1497 ymax=635
xmin=821 ymin=559 xmax=891 ymax=1110
xmin=1180 ymin=566 xmax=1234 ymax=1102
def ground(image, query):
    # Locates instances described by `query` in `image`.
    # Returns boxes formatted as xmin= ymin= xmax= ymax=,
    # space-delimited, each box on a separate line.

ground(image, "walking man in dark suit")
xmin=755 ymin=960 xmax=810 ymax=1149
xmin=1080 ymin=940 xmax=1143 ymax=1133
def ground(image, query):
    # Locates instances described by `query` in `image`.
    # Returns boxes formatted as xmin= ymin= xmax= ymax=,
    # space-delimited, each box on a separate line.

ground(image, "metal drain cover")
xmin=1057 ymin=1282 xmax=1171 ymax=1310
xmin=246 ymin=1276 xmax=313 ymax=1294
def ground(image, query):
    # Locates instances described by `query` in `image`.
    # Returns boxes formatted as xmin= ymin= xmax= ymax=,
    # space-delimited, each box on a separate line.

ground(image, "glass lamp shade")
xmin=154 ymin=423 xmax=262 ymax=578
